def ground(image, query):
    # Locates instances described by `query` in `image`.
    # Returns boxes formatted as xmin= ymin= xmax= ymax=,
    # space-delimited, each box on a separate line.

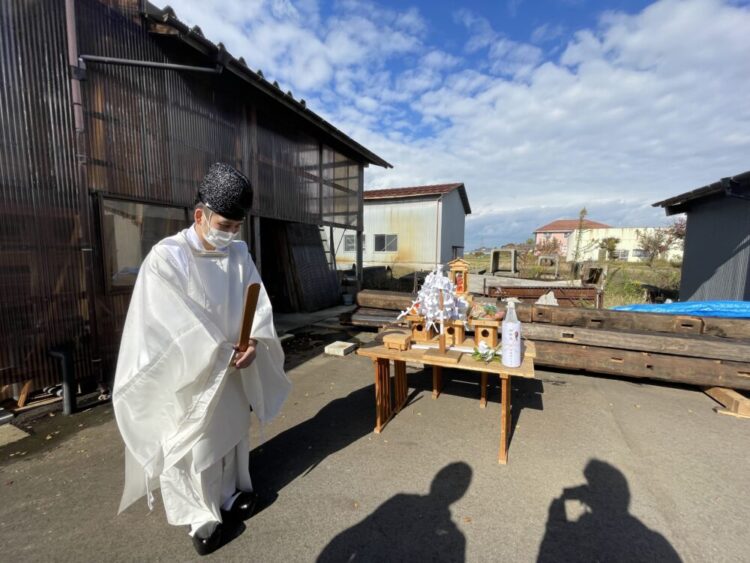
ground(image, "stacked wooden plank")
xmin=485 ymin=285 xmax=603 ymax=307
xmin=341 ymin=290 xmax=413 ymax=327
xmin=342 ymin=290 xmax=750 ymax=394
xmin=520 ymin=305 xmax=750 ymax=392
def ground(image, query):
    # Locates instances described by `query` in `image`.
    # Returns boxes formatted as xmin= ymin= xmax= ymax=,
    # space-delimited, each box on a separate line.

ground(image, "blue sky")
xmin=166 ymin=0 xmax=750 ymax=249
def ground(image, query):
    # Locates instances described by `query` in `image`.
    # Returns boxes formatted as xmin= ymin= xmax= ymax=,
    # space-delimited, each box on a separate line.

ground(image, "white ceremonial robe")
xmin=113 ymin=225 xmax=291 ymax=532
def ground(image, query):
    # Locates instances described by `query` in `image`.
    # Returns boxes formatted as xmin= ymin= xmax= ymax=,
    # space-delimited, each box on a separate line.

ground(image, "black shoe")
xmin=192 ymin=523 xmax=223 ymax=556
xmin=222 ymin=491 xmax=259 ymax=522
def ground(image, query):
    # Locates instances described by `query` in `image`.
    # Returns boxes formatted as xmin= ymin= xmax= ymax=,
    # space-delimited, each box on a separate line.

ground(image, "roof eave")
xmin=141 ymin=2 xmax=392 ymax=169
xmin=456 ymin=184 xmax=472 ymax=215
xmin=364 ymin=183 xmax=471 ymax=214
xmin=653 ymin=170 xmax=750 ymax=215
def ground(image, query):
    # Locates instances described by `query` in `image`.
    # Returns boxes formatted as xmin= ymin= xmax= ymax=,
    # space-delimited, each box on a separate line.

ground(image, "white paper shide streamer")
xmin=398 ymin=265 xmax=469 ymax=331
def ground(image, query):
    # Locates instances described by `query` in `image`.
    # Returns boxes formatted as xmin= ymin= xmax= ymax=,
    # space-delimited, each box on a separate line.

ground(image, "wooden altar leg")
xmin=432 ymin=365 xmax=442 ymax=399
xmin=394 ymin=360 xmax=408 ymax=413
xmin=373 ymin=358 xmax=393 ymax=433
xmin=480 ymin=372 xmax=488 ymax=408
xmin=498 ymin=375 xmax=511 ymax=464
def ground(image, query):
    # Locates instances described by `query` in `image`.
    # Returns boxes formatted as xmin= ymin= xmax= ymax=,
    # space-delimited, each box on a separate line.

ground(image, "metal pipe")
xmin=65 ymin=0 xmax=102 ymax=388
xmin=79 ymin=54 xmax=221 ymax=74
xmin=49 ymin=344 xmax=76 ymax=415
xmin=435 ymin=195 xmax=444 ymax=266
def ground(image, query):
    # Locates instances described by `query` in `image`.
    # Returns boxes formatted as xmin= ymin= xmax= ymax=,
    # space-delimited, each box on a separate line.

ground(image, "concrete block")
xmin=0 ymin=407 xmax=13 ymax=425
xmin=325 ymin=341 xmax=358 ymax=356
xmin=0 ymin=423 xmax=29 ymax=447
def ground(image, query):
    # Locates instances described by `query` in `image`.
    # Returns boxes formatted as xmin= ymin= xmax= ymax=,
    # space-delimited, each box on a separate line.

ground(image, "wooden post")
xmin=16 ymin=380 xmax=33 ymax=408
xmin=432 ymin=365 xmax=442 ymax=399
xmin=374 ymin=358 xmax=398 ymax=433
xmin=439 ymin=289 xmax=446 ymax=353
xmin=704 ymin=387 xmax=750 ymax=418
xmin=498 ymin=376 xmax=511 ymax=464
xmin=384 ymin=360 xmax=391 ymax=421
xmin=394 ymin=360 xmax=408 ymax=412
xmin=480 ymin=372 xmax=488 ymax=408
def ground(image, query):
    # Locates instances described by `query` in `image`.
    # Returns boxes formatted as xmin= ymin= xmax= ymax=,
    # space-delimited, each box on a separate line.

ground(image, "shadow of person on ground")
xmin=316 ymin=462 xmax=472 ymax=563
xmin=405 ymin=368 xmax=544 ymax=445
xmin=249 ymin=382 xmax=378 ymax=507
xmin=537 ymin=459 xmax=681 ymax=562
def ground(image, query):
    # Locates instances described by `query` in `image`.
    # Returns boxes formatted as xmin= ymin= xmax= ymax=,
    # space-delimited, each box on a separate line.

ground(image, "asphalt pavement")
xmin=1 ymin=331 xmax=748 ymax=562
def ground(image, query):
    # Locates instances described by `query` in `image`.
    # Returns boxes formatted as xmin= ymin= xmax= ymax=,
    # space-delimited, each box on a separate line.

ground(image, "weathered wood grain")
xmin=523 ymin=323 xmax=750 ymax=362
xmin=530 ymin=341 xmax=750 ymax=391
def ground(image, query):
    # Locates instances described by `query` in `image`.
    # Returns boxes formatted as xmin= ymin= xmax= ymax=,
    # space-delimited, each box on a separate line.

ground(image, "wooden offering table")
xmin=357 ymin=338 xmax=536 ymax=464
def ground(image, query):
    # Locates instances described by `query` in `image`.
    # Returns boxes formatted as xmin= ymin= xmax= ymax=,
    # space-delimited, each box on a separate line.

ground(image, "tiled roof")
xmin=534 ymin=219 xmax=611 ymax=233
xmin=364 ymin=183 xmax=471 ymax=214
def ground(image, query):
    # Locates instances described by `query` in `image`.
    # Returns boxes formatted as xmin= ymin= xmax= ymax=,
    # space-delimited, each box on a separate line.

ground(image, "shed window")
xmin=100 ymin=196 xmax=190 ymax=290
xmin=344 ymin=234 xmax=365 ymax=252
xmin=374 ymin=234 xmax=397 ymax=252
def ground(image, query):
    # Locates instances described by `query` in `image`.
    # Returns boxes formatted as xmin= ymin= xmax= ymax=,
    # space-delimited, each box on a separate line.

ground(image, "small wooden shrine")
xmin=447 ymin=258 xmax=470 ymax=297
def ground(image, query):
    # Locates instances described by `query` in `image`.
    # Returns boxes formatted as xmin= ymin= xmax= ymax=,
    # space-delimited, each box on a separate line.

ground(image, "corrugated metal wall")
xmin=358 ymin=198 xmax=440 ymax=269
xmin=680 ymin=196 xmax=750 ymax=301
xmin=439 ymin=190 xmax=466 ymax=263
xmin=0 ymin=0 xmax=94 ymax=395
xmin=1 ymin=0 xmax=365 ymax=397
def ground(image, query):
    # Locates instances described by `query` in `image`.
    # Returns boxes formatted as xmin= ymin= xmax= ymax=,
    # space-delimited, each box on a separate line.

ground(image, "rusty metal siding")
xmin=0 ymin=0 xmax=92 ymax=394
xmin=680 ymin=196 xmax=750 ymax=301
xmin=359 ymin=197 xmax=440 ymax=269
xmin=75 ymin=0 xmax=364 ymax=227
xmin=1 ymin=0 xmax=366 ymax=398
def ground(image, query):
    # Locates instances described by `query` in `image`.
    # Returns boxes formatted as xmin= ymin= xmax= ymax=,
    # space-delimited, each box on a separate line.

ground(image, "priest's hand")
xmin=233 ymin=339 xmax=257 ymax=369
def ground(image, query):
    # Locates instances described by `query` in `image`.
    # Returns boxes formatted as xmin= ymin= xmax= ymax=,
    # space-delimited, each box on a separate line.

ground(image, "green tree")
xmin=667 ymin=217 xmax=686 ymax=251
xmin=636 ymin=229 xmax=674 ymax=266
xmin=598 ymin=237 xmax=620 ymax=260
xmin=570 ymin=207 xmax=588 ymax=278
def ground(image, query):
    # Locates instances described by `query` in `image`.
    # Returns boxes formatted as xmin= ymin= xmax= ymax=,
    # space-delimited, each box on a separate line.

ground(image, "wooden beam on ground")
xmin=356 ymin=290 xmax=415 ymax=311
xmin=523 ymin=323 xmax=750 ymax=363
xmin=531 ymin=305 xmax=702 ymax=334
xmin=16 ymin=380 xmax=33 ymax=408
xmin=531 ymin=305 xmax=750 ymax=340
xmin=702 ymin=318 xmax=750 ymax=340
xmin=704 ymin=387 xmax=750 ymax=418
xmin=531 ymin=341 xmax=750 ymax=391
xmin=488 ymin=287 xmax=599 ymax=308
xmin=11 ymin=396 xmax=62 ymax=414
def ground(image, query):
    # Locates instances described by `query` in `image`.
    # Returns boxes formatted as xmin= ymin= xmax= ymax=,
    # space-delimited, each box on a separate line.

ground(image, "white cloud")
xmin=531 ymin=23 xmax=565 ymax=44
xmin=163 ymin=0 xmax=750 ymax=249
xmin=422 ymin=50 xmax=462 ymax=69
xmin=456 ymin=10 xmax=543 ymax=77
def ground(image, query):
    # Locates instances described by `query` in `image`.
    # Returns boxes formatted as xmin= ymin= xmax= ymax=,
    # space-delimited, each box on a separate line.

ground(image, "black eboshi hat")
xmin=197 ymin=163 xmax=253 ymax=220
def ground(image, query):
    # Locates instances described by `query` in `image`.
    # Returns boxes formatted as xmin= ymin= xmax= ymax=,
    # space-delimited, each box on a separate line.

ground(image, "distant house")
xmin=654 ymin=171 xmax=750 ymax=301
xmin=565 ymin=227 xmax=684 ymax=263
xmin=333 ymin=183 xmax=472 ymax=270
xmin=533 ymin=219 xmax=611 ymax=256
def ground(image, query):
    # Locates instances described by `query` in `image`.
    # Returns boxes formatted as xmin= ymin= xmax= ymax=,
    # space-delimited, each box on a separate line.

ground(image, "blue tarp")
xmin=611 ymin=301 xmax=750 ymax=318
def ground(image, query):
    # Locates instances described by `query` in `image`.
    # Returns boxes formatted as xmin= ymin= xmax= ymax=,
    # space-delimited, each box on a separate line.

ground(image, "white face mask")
xmin=202 ymin=211 xmax=239 ymax=249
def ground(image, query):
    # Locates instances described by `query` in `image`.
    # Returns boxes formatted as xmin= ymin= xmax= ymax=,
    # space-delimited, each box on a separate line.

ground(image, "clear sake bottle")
xmin=501 ymin=300 xmax=522 ymax=367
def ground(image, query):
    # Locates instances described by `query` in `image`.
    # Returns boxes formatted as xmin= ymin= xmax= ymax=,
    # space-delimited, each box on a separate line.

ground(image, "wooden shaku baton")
xmin=237 ymin=283 xmax=261 ymax=352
